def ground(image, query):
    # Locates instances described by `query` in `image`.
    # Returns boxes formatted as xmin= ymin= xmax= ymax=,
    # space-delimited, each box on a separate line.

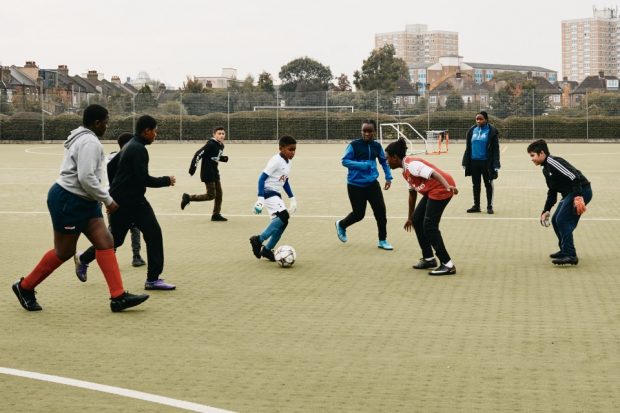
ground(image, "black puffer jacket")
xmin=462 ymin=123 xmax=500 ymax=179
xmin=188 ymin=138 xmax=227 ymax=182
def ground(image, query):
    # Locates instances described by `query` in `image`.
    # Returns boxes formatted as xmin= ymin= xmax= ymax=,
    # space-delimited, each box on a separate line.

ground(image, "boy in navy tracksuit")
xmin=527 ymin=139 xmax=592 ymax=265
xmin=335 ymin=119 xmax=394 ymax=250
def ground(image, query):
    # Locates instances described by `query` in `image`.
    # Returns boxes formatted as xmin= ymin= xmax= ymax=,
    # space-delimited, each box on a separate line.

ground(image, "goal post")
xmin=379 ymin=123 xmax=449 ymax=155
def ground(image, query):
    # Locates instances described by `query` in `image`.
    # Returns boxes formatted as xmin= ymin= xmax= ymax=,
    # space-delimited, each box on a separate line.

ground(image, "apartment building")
xmin=375 ymin=24 xmax=458 ymax=67
xmin=562 ymin=6 xmax=619 ymax=82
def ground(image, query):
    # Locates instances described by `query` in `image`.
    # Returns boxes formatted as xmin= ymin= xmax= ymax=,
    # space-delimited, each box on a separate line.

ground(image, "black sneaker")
xmin=487 ymin=206 xmax=494 ymax=214
xmin=552 ymin=256 xmax=579 ymax=266
xmin=110 ymin=291 xmax=149 ymax=312
xmin=249 ymin=235 xmax=262 ymax=259
xmin=181 ymin=193 xmax=190 ymax=210
xmin=412 ymin=258 xmax=438 ymax=269
xmin=549 ymin=251 xmax=565 ymax=259
xmin=467 ymin=206 xmax=481 ymax=213
xmin=132 ymin=255 xmax=146 ymax=267
xmin=12 ymin=278 xmax=42 ymax=311
xmin=261 ymin=247 xmax=276 ymax=262
xmin=211 ymin=213 xmax=228 ymax=222
xmin=429 ymin=264 xmax=457 ymax=276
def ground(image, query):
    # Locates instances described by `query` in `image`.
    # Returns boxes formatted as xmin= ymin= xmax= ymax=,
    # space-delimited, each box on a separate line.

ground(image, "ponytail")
xmin=385 ymin=138 xmax=408 ymax=159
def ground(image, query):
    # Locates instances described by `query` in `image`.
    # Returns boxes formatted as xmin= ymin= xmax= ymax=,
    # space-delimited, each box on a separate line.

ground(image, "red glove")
xmin=573 ymin=196 xmax=587 ymax=215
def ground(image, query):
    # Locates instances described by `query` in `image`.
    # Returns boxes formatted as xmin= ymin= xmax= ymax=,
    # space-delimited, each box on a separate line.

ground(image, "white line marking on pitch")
xmin=0 ymin=367 xmax=234 ymax=413
xmin=2 ymin=211 xmax=619 ymax=221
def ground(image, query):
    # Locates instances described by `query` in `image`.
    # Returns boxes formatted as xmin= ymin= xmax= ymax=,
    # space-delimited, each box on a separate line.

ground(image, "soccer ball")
xmin=274 ymin=245 xmax=296 ymax=267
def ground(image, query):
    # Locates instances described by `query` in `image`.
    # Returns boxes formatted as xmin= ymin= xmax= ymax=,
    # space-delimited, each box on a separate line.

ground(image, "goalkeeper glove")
xmin=253 ymin=197 xmax=264 ymax=214
xmin=573 ymin=196 xmax=587 ymax=215
xmin=288 ymin=197 xmax=297 ymax=214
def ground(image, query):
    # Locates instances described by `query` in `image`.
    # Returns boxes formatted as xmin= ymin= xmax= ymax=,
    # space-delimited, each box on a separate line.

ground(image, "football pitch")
xmin=1 ymin=142 xmax=619 ymax=412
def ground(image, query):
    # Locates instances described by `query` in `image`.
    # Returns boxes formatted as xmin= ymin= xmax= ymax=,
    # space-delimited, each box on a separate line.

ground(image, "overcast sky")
xmin=0 ymin=1 xmax=611 ymax=88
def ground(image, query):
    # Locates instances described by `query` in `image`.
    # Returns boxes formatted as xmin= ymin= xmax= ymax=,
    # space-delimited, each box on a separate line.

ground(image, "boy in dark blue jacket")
xmin=335 ymin=119 xmax=394 ymax=250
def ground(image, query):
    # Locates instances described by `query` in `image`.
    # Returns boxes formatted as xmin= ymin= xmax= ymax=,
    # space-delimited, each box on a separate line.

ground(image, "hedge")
xmin=1 ymin=111 xmax=619 ymax=141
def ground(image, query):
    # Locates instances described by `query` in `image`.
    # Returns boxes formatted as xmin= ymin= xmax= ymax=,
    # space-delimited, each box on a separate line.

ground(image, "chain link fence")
xmin=1 ymin=89 xmax=619 ymax=141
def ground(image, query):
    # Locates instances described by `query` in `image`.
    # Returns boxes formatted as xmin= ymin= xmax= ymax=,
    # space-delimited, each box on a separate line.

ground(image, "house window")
xmin=553 ymin=95 xmax=560 ymax=103
xmin=607 ymin=79 xmax=619 ymax=89
xmin=430 ymin=96 xmax=437 ymax=104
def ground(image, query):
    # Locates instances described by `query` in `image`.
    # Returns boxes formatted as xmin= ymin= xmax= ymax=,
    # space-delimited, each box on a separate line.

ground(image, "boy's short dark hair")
xmin=117 ymin=132 xmax=134 ymax=149
xmin=83 ymin=104 xmax=108 ymax=127
xmin=279 ymin=135 xmax=296 ymax=147
xmin=527 ymin=139 xmax=550 ymax=156
xmin=362 ymin=119 xmax=377 ymax=130
xmin=213 ymin=126 xmax=225 ymax=134
xmin=135 ymin=115 xmax=157 ymax=136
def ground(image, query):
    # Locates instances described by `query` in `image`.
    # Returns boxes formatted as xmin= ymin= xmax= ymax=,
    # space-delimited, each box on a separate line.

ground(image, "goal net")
xmin=379 ymin=123 xmax=449 ymax=155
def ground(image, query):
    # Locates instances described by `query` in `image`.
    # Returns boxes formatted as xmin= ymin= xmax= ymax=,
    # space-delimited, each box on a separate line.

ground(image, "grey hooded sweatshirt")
xmin=55 ymin=126 xmax=114 ymax=206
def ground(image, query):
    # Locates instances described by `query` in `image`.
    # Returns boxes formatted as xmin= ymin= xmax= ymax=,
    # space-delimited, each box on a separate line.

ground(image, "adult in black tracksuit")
xmin=180 ymin=126 xmax=228 ymax=221
xmin=462 ymin=111 xmax=500 ymax=214
xmin=527 ymin=139 xmax=592 ymax=266
xmin=80 ymin=115 xmax=177 ymax=290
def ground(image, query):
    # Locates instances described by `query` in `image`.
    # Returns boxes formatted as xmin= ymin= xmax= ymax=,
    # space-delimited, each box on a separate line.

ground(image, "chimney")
xmin=598 ymin=71 xmax=605 ymax=78
xmin=562 ymin=76 xmax=568 ymax=82
xmin=455 ymin=72 xmax=461 ymax=79
xmin=1 ymin=66 xmax=11 ymax=83
xmin=21 ymin=61 xmax=39 ymax=82
xmin=111 ymin=75 xmax=121 ymax=84
xmin=526 ymin=71 xmax=532 ymax=80
xmin=87 ymin=70 xmax=99 ymax=81
xmin=159 ymin=83 xmax=166 ymax=91
xmin=57 ymin=65 xmax=69 ymax=77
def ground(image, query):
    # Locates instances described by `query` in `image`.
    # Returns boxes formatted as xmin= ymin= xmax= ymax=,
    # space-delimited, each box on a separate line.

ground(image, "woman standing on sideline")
xmin=462 ymin=111 xmax=500 ymax=214
xmin=335 ymin=119 xmax=394 ymax=250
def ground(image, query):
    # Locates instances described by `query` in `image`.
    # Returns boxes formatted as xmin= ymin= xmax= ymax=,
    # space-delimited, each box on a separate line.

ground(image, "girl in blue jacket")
xmin=335 ymin=119 xmax=394 ymax=250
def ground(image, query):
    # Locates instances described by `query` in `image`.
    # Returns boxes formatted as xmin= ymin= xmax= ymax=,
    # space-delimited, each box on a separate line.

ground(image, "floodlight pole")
xmin=585 ymin=89 xmax=589 ymax=140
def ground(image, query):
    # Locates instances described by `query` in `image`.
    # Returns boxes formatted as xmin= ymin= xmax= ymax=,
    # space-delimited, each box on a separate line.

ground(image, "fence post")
xmin=586 ymin=89 xmax=589 ymax=140
xmin=276 ymin=90 xmax=279 ymax=139
xmin=179 ymin=92 xmax=183 ymax=142
xmin=532 ymin=89 xmax=535 ymax=140
xmin=41 ymin=85 xmax=45 ymax=141
xmin=325 ymin=90 xmax=329 ymax=140
xmin=376 ymin=90 xmax=379 ymax=127
xmin=132 ymin=96 xmax=136 ymax=134
xmin=227 ymin=91 xmax=230 ymax=139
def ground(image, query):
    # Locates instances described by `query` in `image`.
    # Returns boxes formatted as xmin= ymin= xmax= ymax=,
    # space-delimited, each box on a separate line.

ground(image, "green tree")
xmin=331 ymin=74 xmax=352 ymax=92
xmin=135 ymin=85 xmax=157 ymax=111
xmin=182 ymin=76 xmax=207 ymax=93
xmin=257 ymin=71 xmax=275 ymax=93
xmin=580 ymin=92 xmax=620 ymax=116
xmin=353 ymin=44 xmax=409 ymax=92
xmin=279 ymin=57 xmax=333 ymax=93
xmin=445 ymin=91 xmax=464 ymax=111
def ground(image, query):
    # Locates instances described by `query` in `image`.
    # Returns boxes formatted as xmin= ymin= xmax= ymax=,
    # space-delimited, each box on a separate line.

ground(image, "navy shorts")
xmin=47 ymin=183 xmax=103 ymax=234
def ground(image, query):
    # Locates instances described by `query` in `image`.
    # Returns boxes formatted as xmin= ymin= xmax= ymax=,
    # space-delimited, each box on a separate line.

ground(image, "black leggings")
xmin=412 ymin=196 xmax=452 ymax=264
xmin=340 ymin=181 xmax=387 ymax=241
xmin=470 ymin=160 xmax=494 ymax=208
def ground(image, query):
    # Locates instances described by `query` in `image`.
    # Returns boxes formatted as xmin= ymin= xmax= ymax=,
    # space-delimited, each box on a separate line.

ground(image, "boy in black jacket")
xmin=77 ymin=115 xmax=177 ymax=290
xmin=181 ymin=126 xmax=228 ymax=221
xmin=527 ymin=139 xmax=592 ymax=266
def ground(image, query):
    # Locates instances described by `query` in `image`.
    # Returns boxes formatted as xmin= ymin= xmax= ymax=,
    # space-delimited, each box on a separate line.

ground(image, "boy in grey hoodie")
xmin=11 ymin=104 xmax=149 ymax=313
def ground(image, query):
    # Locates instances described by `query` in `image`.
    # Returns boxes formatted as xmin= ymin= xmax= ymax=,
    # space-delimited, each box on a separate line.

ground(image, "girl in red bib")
xmin=385 ymin=138 xmax=459 ymax=276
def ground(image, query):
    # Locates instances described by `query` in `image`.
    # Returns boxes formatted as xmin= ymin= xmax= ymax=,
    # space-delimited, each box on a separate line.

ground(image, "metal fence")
xmin=1 ymin=89 xmax=619 ymax=141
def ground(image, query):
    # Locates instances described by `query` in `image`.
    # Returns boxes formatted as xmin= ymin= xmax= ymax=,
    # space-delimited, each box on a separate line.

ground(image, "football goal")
xmin=379 ymin=123 xmax=449 ymax=155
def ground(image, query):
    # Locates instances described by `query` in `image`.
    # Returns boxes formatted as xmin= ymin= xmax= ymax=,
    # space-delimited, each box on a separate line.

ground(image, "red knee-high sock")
xmin=21 ymin=249 xmax=64 ymax=290
xmin=95 ymin=249 xmax=125 ymax=298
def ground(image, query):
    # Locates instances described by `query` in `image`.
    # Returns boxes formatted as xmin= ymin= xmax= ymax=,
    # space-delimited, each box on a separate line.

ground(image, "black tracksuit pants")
xmin=412 ymin=196 xmax=452 ymax=264
xmin=81 ymin=200 xmax=164 ymax=281
xmin=340 ymin=180 xmax=387 ymax=241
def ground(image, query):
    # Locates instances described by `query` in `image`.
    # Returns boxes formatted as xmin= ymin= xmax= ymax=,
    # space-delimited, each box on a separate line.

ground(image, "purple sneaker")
xmin=74 ymin=251 xmax=88 ymax=282
xmin=144 ymin=279 xmax=176 ymax=290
